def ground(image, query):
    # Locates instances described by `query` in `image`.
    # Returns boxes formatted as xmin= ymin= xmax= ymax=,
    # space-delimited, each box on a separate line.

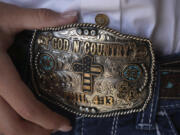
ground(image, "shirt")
xmin=1 ymin=0 xmax=180 ymax=56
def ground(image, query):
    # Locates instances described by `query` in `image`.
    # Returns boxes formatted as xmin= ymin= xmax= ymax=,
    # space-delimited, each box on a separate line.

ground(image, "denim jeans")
xmin=9 ymin=31 xmax=180 ymax=135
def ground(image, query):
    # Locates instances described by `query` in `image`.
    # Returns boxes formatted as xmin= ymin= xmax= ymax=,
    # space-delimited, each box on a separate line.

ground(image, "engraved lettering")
xmin=44 ymin=36 xmax=50 ymax=46
xmin=92 ymin=96 xmax=99 ymax=105
xmin=123 ymin=45 xmax=129 ymax=57
xmin=52 ymin=37 xmax=58 ymax=49
xmin=110 ymin=45 xmax=116 ymax=57
xmin=73 ymin=40 xmax=80 ymax=53
xmin=90 ymin=42 xmax=96 ymax=55
xmin=129 ymin=42 xmax=136 ymax=57
xmin=63 ymin=91 xmax=88 ymax=104
xmin=37 ymin=35 xmax=49 ymax=46
xmin=106 ymin=96 xmax=114 ymax=105
xmin=64 ymin=39 xmax=69 ymax=51
xmin=92 ymin=96 xmax=114 ymax=105
xmin=84 ymin=42 xmax=90 ymax=54
xmin=50 ymin=36 xmax=138 ymax=58
xmin=103 ymin=44 xmax=110 ymax=56
xmin=97 ymin=43 xmax=103 ymax=56
xmin=57 ymin=38 xmax=63 ymax=50
xmin=116 ymin=46 xmax=122 ymax=57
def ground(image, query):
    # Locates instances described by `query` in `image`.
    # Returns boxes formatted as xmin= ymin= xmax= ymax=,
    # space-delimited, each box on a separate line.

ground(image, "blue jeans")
xmin=9 ymin=31 xmax=180 ymax=135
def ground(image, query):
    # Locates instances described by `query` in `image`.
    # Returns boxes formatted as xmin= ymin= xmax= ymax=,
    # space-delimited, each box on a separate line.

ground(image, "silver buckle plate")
xmin=30 ymin=23 xmax=155 ymax=117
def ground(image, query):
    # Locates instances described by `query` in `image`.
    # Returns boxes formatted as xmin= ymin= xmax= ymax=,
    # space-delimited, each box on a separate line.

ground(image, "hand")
xmin=0 ymin=2 xmax=78 ymax=135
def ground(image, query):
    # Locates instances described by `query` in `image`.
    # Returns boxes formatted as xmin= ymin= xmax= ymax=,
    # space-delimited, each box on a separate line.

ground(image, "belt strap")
xmin=159 ymin=55 xmax=180 ymax=99
xmin=8 ymin=31 xmax=180 ymax=119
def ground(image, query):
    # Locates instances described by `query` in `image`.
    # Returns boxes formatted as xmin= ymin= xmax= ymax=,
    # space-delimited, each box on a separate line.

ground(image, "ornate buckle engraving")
xmin=30 ymin=23 xmax=155 ymax=117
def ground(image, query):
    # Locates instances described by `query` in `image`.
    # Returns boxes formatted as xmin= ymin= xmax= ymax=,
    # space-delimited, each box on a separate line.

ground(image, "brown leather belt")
xmin=159 ymin=59 xmax=180 ymax=99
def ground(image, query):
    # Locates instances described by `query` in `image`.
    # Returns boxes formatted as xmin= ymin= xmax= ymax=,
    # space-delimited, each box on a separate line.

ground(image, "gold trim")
xmin=91 ymin=67 xmax=102 ymax=72
xmin=83 ymin=85 xmax=91 ymax=90
xmin=84 ymin=79 xmax=91 ymax=83
xmin=84 ymin=73 xmax=91 ymax=78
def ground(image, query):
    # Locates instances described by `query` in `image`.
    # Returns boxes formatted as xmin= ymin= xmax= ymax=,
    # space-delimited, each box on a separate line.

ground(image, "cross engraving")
xmin=73 ymin=55 xmax=103 ymax=93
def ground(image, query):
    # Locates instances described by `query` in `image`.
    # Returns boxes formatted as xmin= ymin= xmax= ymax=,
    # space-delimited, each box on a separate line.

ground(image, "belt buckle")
xmin=30 ymin=23 xmax=155 ymax=117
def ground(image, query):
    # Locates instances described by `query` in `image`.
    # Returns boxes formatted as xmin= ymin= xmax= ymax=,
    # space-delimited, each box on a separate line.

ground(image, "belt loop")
xmin=74 ymin=116 xmax=84 ymax=135
xmin=136 ymin=64 xmax=160 ymax=130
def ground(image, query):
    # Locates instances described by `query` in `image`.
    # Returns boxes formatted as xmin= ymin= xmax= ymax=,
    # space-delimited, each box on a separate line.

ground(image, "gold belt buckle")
xmin=30 ymin=23 xmax=155 ymax=117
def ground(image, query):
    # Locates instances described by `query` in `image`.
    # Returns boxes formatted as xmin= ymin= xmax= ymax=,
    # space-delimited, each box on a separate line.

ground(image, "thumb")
xmin=0 ymin=2 xmax=78 ymax=32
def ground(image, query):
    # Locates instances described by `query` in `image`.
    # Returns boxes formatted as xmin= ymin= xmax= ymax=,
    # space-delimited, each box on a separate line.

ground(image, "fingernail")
xmin=59 ymin=125 xmax=72 ymax=132
xmin=62 ymin=11 xmax=78 ymax=18
xmin=52 ymin=125 xmax=72 ymax=133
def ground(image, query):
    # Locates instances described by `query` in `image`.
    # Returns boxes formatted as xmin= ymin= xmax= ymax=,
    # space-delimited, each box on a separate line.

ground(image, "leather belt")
xmin=159 ymin=58 xmax=180 ymax=99
xmin=8 ymin=24 xmax=180 ymax=117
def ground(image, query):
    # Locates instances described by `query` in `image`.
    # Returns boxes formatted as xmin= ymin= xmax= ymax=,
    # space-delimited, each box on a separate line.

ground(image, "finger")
xmin=0 ymin=52 xmax=72 ymax=132
xmin=0 ymin=2 xmax=78 ymax=32
xmin=0 ymin=96 xmax=51 ymax=135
